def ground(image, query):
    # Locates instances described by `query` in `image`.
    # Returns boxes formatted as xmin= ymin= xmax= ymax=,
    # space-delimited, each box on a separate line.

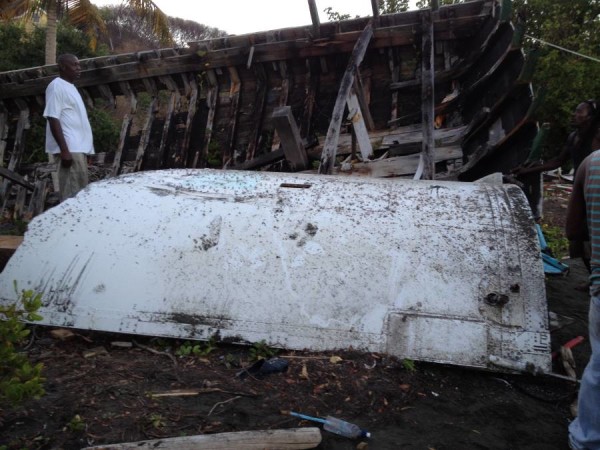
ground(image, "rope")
xmin=524 ymin=34 xmax=600 ymax=64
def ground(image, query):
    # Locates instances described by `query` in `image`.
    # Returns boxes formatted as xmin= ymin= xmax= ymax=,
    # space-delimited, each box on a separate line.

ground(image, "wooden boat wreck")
xmin=0 ymin=0 xmax=552 ymax=374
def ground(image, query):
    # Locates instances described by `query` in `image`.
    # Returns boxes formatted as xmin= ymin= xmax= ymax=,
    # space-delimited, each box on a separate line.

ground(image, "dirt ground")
xmin=0 ymin=180 xmax=592 ymax=450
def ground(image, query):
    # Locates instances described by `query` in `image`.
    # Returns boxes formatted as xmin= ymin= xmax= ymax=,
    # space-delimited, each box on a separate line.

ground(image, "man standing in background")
xmin=565 ymin=145 xmax=600 ymax=450
xmin=44 ymin=53 xmax=94 ymax=201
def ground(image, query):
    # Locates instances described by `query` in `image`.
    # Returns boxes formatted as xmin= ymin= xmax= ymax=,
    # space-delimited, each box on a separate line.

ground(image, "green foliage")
xmin=65 ymin=414 xmax=86 ymax=432
xmin=88 ymin=104 xmax=120 ymax=154
xmin=379 ymin=0 xmax=410 ymax=14
xmin=541 ymin=223 xmax=569 ymax=259
xmin=175 ymin=337 xmax=217 ymax=357
xmin=0 ymin=20 xmax=107 ymax=72
xmin=513 ymin=0 xmax=600 ymax=161
xmin=323 ymin=7 xmax=352 ymax=21
xmin=0 ymin=285 xmax=45 ymax=407
xmin=402 ymin=358 xmax=416 ymax=372
xmin=249 ymin=340 xmax=278 ymax=361
xmin=148 ymin=413 xmax=165 ymax=429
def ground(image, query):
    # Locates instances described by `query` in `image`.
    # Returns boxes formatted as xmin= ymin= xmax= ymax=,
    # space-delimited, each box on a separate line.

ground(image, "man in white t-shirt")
xmin=44 ymin=54 xmax=94 ymax=201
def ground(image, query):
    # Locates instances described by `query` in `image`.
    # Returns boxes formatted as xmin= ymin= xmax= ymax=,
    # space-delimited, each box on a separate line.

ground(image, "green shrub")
xmin=0 ymin=284 xmax=45 ymax=406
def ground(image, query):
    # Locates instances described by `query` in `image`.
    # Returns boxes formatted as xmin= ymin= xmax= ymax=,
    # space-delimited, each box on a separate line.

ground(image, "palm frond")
xmin=125 ymin=0 xmax=173 ymax=45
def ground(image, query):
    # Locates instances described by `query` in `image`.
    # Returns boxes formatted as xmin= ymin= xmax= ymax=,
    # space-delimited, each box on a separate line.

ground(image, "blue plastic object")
xmin=535 ymin=224 xmax=569 ymax=275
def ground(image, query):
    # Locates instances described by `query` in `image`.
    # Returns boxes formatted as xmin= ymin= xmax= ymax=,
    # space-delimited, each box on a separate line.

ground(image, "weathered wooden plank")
xmin=308 ymin=0 xmax=320 ymax=37
xmin=246 ymin=64 xmax=267 ymax=161
xmin=225 ymin=66 xmax=241 ymax=167
xmin=12 ymin=185 xmax=27 ymax=219
xmin=354 ymin=73 xmax=374 ymax=131
xmin=81 ymin=427 xmax=322 ymax=450
xmin=194 ymin=70 xmax=218 ymax=168
xmin=235 ymin=148 xmax=285 ymax=170
xmin=300 ymin=59 xmax=319 ymax=141
xmin=339 ymin=145 xmax=463 ymax=178
xmin=272 ymin=106 xmax=308 ymax=170
xmin=111 ymin=85 xmax=137 ymax=177
xmin=0 ymin=167 xmax=34 ymax=190
xmin=319 ymin=21 xmax=374 ymax=174
xmin=346 ymin=92 xmax=372 ymax=160
xmin=270 ymin=61 xmax=290 ymax=151
xmin=181 ymin=75 xmax=198 ymax=167
xmin=134 ymin=97 xmax=158 ymax=172
xmin=26 ymin=178 xmax=48 ymax=219
xmin=0 ymin=102 xmax=8 ymax=166
xmin=416 ymin=6 xmax=436 ymax=180
xmin=1 ymin=101 xmax=29 ymax=206
xmin=157 ymin=92 xmax=179 ymax=168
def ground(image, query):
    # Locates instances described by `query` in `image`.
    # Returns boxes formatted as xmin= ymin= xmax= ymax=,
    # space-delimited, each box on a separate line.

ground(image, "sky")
xmin=90 ymin=0 xmax=417 ymax=36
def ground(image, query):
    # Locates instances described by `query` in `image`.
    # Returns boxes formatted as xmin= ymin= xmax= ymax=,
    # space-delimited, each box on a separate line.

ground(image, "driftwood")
xmin=81 ymin=427 xmax=322 ymax=450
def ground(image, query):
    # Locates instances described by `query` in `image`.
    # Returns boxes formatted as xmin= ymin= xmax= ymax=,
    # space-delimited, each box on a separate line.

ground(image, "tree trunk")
xmin=45 ymin=0 xmax=58 ymax=65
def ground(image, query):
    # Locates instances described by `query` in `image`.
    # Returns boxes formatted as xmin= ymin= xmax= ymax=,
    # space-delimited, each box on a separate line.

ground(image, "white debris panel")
xmin=0 ymin=169 xmax=550 ymax=373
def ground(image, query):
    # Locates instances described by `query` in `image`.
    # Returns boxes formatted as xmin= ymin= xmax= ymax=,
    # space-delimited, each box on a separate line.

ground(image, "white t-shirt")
xmin=43 ymin=77 xmax=94 ymax=155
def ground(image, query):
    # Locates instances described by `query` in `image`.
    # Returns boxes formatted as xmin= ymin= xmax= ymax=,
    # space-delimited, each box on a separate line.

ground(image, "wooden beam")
xmin=134 ymin=97 xmax=158 ymax=172
xmin=110 ymin=86 xmax=137 ymax=177
xmin=353 ymin=73 xmax=375 ymax=131
xmin=272 ymin=106 xmax=309 ymax=170
xmin=271 ymin=61 xmax=290 ymax=152
xmin=1 ymin=100 xmax=29 ymax=206
xmin=346 ymin=92 xmax=372 ymax=160
xmin=246 ymin=64 xmax=268 ymax=161
xmin=27 ymin=178 xmax=48 ymax=219
xmin=416 ymin=7 xmax=436 ymax=180
xmin=194 ymin=70 xmax=218 ymax=168
xmin=158 ymin=92 xmax=179 ymax=167
xmin=225 ymin=66 xmax=241 ymax=167
xmin=0 ymin=167 xmax=34 ymax=190
xmin=300 ymin=58 xmax=319 ymax=141
xmin=308 ymin=0 xmax=320 ymax=37
xmin=0 ymin=101 xmax=8 ymax=166
xmin=319 ymin=21 xmax=374 ymax=174
xmin=81 ymin=427 xmax=322 ymax=450
xmin=181 ymin=74 xmax=199 ymax=167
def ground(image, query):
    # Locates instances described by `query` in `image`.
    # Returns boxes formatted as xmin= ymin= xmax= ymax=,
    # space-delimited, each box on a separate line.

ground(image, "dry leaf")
xmin=50 ymin=329 xmax=76 ymax=341
xmin=300 ymin=363 xmax=310 ymax=380
xmin=330 ymin=356 xmax=343 ymax=364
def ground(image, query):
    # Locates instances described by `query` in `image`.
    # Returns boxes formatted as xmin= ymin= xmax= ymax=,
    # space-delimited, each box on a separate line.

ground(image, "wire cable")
xmin=524 ymin=34 xmax=600 ymax=64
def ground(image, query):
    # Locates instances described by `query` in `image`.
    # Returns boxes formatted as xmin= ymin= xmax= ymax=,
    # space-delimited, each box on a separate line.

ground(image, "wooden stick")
xmin=81 ymin=427 xmax=322 ymax=450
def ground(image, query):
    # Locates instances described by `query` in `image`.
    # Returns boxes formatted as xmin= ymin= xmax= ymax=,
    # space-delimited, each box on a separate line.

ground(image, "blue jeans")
xmin=569 ymin=294 xmax=600 ymax=449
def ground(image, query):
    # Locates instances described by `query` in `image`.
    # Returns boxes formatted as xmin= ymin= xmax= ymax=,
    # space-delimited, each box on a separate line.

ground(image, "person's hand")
xmin=60 ymin=154 xmax=73 ymax=168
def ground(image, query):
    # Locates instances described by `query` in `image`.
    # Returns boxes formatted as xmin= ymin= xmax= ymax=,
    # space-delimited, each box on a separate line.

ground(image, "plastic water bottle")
xmin=323 ymin=416 xmax=371 ymax=439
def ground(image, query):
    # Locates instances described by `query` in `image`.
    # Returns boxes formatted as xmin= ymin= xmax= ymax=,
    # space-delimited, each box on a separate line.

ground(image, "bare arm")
xmin=566 ymin=158 xmax=589 ymax=241
xmin=47 ymin=117 xmax=73 ymax=168
xmin=511 ymin=145 xmax=570 ymax=176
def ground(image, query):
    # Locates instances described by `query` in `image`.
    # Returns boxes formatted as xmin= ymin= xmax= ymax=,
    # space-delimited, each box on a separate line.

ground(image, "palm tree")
xmin=0 ymin=0 xmax=171 ymax=65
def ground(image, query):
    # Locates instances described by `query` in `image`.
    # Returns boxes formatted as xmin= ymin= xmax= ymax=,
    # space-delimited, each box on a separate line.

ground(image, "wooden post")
xmin=271 ymin=61 xmax=290 ymax=152
xmin=111 ymin=82 xmax=137 ymax=177
xmin=371 ymin=0 xmax=380 ymax=20
xmin=181 ymin=74 xmax=198 ymax=167
xmin=246 ymin=64 xmax=267 ymax=161
xmin=416 ymin=5 xmax=437 ymax=180
xmin=346 ymin=92 xmax=373 ymax=160
xmin=133 ymin=78 xmax=158 ymax=171
xmin=0 ymin=101 xmax=8 ymax=167
xmin=272 ymin=106 xmax=308 ymax=170
xmin=319 ymin=21 xmax=373 ymax=174
xmin=225 ymin=66 xmax=241 ymax=167
xmin=308 ymin=0 xmax=320 ymax=37
xmin=194 ymin=70 xmax=218 ymax=168
xmin=1 ymin=100 xmax=29 ymax=207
